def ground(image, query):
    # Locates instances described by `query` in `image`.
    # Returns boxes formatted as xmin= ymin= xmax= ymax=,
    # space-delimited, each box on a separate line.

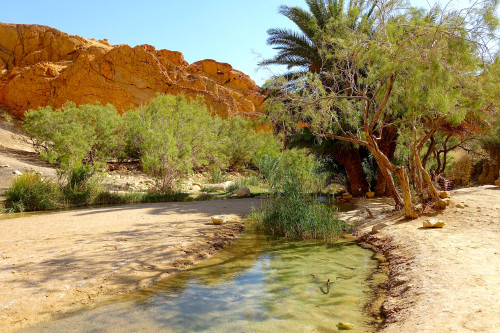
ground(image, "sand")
xmin=0 ymin=198 xmax=260 ymax=332
xmin=349 ymin=185 xmax=500 ymax=332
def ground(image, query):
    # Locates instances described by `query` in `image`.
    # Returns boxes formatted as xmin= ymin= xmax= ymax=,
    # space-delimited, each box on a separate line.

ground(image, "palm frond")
xmin=279 ymin=5 xmax=318 ymax=39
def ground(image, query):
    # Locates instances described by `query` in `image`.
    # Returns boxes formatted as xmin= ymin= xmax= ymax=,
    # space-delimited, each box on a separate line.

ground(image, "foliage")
xmin=125 ymin=95 xmax=282 ymax=190
xmin=125 ymin=95 xmax=216 ymax=191
xmin=207 ymin=165 xmax=227 ymax=183
xmin=4 ymin=172 xmax=61 ymax=212
xmin=481 ymin=115 xmax=500 ymax=164
xmin=212 ymin=115 xmax=283 ymax=170
xmin=252 ymin=150 xmax=353 ymax=241
xmin=23 ymin=103 xmax=123 ymax=187
xmin=263 ymin=0 xmax=499 ymax=217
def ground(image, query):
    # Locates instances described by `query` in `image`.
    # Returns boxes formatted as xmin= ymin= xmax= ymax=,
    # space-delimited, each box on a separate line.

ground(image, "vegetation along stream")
xmin=22 ymin=228 xmax=385 ymax=332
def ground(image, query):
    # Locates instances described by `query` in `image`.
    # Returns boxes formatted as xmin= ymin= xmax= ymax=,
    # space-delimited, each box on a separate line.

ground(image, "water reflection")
xmin=23 ymin=230 xmax=379 ymax=333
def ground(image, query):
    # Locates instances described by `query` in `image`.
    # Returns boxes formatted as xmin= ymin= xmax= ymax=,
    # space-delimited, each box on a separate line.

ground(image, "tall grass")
xmin=252 ymin=153 xmax=354 ymax=242
xmin=4 ymin=172 xmax=61 ymax=212
xmin=3 ymin=172 xmax=190 ymax=212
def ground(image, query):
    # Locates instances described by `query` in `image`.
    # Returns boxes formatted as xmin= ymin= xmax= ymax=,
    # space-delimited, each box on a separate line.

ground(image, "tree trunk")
xmin=375 ymin=126 xmax=398 ymax=196
xmin=366 ymin=135 xmax=417 ymax=218
xmin=331 ymin=147 xmax=369 ymax=196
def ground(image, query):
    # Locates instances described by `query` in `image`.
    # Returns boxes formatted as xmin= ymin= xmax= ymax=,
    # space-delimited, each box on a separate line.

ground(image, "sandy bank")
xmin=346 ymin=185 xmax=500 ymax=332
xmin=0 ymin=198 xmax=260 ymax=332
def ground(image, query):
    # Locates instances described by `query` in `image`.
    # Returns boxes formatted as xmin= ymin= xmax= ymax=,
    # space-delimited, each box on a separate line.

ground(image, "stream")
xmin=22 ymin=228 xmax=383 ymax=332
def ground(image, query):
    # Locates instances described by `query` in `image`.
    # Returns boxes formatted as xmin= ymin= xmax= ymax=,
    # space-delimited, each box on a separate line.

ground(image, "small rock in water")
xmin=365 ymin=191 xmax=375 ymax=198
xmin=422 ymin=218 xmax=446 ymax=228
xmin=456 ymin=203 xmax=465 ymax=209
xmin=342 ymin=193 xmax=353 ymax=199
xmin=337 ymin=322 xmax=355 ymax=330
xmin=211 ymin=215 xmax=229 ymax=225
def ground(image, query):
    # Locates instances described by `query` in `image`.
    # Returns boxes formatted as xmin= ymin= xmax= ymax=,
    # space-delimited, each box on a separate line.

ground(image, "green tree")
xmin=262 ymin=0 xmax=379 ymax=196
xmin=24 ymin=102 xmax=123 ymax=184
xmin=126 ymin=95 xmax=216 ymax=191
xmin=267 ymin=2 xmax=498 ymax=217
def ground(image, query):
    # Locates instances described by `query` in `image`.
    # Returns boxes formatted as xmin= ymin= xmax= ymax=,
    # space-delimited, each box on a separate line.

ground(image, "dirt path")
xmin=0 ymin=198 xmax=260 ymax=332
xmin=348 ymin=185 xmax=500 ymax=332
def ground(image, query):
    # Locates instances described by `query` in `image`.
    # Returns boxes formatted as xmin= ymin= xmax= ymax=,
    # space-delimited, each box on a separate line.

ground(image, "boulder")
xmin=336 ymin=322 xmax=356 ymax=330
xmin=439 ymin=191 xmax=450 ymax=199
xmin=211 ymin=215 xmax=229 ymax=225
xmin=0 ymin=23 xmax=265 ymax=119
xmin=422 ymin=218 xmax=446 ymax=228
xmin=371 ymin=223 xmax=388 ymax=234
xmin=233 ymin=187 xmax=251 ymax=197
xmin=366 ymin=191 xmax=375 ymax=198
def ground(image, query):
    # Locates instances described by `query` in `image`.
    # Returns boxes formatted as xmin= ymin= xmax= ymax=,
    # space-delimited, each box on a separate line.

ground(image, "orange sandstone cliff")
xmin=0 ymin=23 xmax=264 ymax=118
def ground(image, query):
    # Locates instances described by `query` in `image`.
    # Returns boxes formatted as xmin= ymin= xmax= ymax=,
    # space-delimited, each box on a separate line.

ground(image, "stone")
xmin=439 ymin=191 xmax=450 ymax=199
xmin=13 ymin=170 xmax=22 ymax=175
xmin=366 ymin=191 xmax=375 ymax=198
xmin=233 ymin=187 xmax=251 ymax=197
xmin=342 ymin=193 xmax=353 ymax=199
xmin=336 ymin=322 xmax=356 ymax=330
xmin=211 ymin=215 xmax=229 ymax=225
xmin=0 ymin=164 xmax=9 ymax=168
xmin=371 ymin=223 xmax=388 ymax=234
xmin=422 ymin=218 xmax=446 ymax=228
xmin=0 ymin=23 xmax=265 ymax=119
xmin=442 ymin=198 xmax=451 ymax=206
xmin=456 ymin=203 xmax=465 ymax=209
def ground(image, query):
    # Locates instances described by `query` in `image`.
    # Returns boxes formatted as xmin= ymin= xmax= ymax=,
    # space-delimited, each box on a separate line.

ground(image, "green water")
xmin=23 ymin=230 xmax=382 ymax=332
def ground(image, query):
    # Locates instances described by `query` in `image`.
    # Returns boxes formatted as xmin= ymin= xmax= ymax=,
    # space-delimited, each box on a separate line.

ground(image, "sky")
xmin=1 ymin=0 xmax=497 ymax=86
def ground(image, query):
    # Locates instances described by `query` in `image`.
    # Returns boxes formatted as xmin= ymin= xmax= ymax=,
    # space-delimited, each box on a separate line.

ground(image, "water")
xmin=23 ymin=230 xmax=382 ymax=332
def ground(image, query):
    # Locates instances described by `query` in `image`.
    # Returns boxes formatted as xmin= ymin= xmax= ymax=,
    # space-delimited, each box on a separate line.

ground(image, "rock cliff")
xmin=0 ymin=23 xmax=264 ymax=118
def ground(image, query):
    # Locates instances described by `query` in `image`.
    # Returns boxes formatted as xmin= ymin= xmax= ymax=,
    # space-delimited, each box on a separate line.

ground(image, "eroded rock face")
xmin=0 ymin=23 xmax=264 ymax=118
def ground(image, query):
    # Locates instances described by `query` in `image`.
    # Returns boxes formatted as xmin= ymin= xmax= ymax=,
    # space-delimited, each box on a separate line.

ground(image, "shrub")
xmin=252 ymin=151 xmax=353 ymax=241
xmin=24 ymin=102 xmax=123 ymax=173
xmin=213 ymin=116 xmax=283 ymax=169
xmin=4 ymin=172 xmax=61 ymax=212
xmin=125 ymin=95 xmax=215 ymax=191
xmin=207 ymin=165 xmax=227 ymax=183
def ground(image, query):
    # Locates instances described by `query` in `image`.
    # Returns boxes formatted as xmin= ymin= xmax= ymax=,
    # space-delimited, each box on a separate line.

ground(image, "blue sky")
xmin=1 ymin=1 xmax=496 ymax=86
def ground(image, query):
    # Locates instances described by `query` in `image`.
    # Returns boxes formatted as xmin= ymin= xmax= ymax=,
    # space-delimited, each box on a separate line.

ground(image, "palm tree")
xmin=261 ymin=0 xmax=375 ymax=74
xmin=261 ymin=0 xmax=377 ymax=196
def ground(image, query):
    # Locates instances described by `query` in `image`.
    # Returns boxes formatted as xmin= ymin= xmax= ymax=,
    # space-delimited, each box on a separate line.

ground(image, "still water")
xmin=24 ymin=229 xmax=381 ymax=332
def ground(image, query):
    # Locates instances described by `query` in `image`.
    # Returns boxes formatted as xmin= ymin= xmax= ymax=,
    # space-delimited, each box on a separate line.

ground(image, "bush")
xmin=213 ymin=115 xmax=282 ymax=169
xmin=125 ymin=95 xmax=215 ymax=191
xmin=252 ymin=151 xmax=353 ymax=241
xmin=24 ymin=102 xmax=123 ymax=173
xmin=4 ymin=172 xmax=61 ymax=212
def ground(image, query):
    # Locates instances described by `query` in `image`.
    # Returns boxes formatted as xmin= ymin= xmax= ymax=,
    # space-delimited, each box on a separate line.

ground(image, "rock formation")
xmin=0 ymin=23 xmax=264 ymax=118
